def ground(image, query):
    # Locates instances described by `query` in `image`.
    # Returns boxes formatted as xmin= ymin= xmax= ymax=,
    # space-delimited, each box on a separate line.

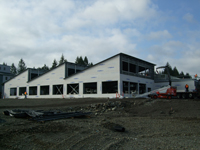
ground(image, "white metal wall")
xmin=154 ymin=79 xmax=196 ymax=92
xmin=64 ymin=55 xmax=120 ymax=98
xmin=4 ymin=70 xmax=29 ymax=98
xmin=4 ymin=64 xmax=66 ymax=99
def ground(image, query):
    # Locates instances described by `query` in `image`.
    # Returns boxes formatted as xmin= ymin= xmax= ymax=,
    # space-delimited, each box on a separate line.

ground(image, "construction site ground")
xmin=0 ymin=98 xmax=200 ymax=150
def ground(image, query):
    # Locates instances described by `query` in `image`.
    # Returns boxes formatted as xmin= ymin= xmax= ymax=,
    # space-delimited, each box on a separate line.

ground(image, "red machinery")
xmin=150 ymin=65 xmax=176 ymax=99
xmin=150 ymin=86 xmax=177 ymax=99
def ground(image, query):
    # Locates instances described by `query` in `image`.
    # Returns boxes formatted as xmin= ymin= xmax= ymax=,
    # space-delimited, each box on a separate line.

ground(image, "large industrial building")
xmin=3 ymin=53 xmax=195 ymax=99
xmin=3 ymin=53 xmax=156 ymax=99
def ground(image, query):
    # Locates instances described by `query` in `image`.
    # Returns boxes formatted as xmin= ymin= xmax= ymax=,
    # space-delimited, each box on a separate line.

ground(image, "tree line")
xmin=159 ymin=62 xmax=191 ymax=78
xmin=6 ymin=54 xmax=93 ymax=75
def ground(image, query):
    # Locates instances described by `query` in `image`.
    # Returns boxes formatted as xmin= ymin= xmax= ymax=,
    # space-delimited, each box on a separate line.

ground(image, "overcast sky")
xmin=0 ymin=0 xmax=200 ymax=75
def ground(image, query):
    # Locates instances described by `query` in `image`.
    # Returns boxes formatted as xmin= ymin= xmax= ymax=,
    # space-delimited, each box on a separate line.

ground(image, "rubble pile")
xmin=64 ymin=100 xmax=128 ymax=114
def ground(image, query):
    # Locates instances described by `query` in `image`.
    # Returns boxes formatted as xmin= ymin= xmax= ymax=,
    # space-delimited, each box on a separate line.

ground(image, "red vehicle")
xmin=150 ymin=86 xmax=177 ymax=99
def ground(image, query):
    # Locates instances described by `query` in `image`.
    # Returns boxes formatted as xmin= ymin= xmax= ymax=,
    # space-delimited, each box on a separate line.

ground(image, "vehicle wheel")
xmin=189 ymin=93 xmax=193 ymax=99
xmin=182 ymin=94 xmax=186 ymax=99
xmin=168 ymin=96 xmax=172 ymax=99
xmin=153 ymin=95 xmax=157 ymax=99
xmin=176 ymin=94 xmax=180 ymax=99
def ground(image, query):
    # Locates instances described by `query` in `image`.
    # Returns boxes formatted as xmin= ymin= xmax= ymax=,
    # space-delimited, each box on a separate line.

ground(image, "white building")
xmin=3 ymin=53 xmax=157 ymax=99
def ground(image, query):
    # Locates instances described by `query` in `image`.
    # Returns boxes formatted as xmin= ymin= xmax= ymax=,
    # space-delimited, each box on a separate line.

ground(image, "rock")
xmin=112 ymin=107 xmax=117 ymax=111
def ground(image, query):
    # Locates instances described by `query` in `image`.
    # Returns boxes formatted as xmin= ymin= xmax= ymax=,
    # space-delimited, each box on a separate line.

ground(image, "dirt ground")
xmin=0 ymin=98 xmax=200 ymax=150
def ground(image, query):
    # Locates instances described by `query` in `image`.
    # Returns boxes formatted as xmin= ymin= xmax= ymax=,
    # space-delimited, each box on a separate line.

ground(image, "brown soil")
xmin=0 ymin=98 xmax=200 ymax=150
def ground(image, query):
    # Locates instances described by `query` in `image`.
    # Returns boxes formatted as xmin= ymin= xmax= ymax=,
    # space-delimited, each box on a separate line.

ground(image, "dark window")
xmin=31 ymin=73 xmax=38 ymax=80
xmin=122 ymin=61 xmax=128 ymax=71
xmin=5 ymin=77 xmax=8 ymax=80
xmin=138 ymin=66 xmax=146 ymax=76
xmin=19 ymin=87 xmax=26 ymax=96
xmin=130 ymin=82 xmax=137 ymax=94
xmin=10 ymin=88 xmax=17 ymax=96
xmin=53 ymin=84 xmax=63 ymax=95
xmin=129 ymin=63 xmax=136 ymax=73
xmin=67 ymin=84 xmax=79 ymax=94
xmin=29 ymin=86 xmax=37 ymax=95
xmin=148 ymin=88 xmax=151 ymax=92
xmin=102 ymin=81 xmax=118 ymax=94
xmin=40 ymin=85 xmax=49 ymax=95
xmin=139 ymin=84 xmax=146 ymax=94
xmin=68 ymin=68 xmax=75 ymax=76
xmin=123 ymin=81 xmax=129 ymax=94
xmin=83 ymin=82 xmax=97 ymax=94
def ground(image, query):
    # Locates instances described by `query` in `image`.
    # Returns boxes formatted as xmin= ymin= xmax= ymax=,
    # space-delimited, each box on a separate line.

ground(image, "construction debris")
xmin=3 ymin=109 xmax=91 ymax=122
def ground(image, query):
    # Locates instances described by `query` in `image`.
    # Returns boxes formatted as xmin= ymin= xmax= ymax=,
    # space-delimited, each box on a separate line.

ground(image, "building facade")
xmin=0 ymin=64 xmax=14 ymax=98
xmin=3 ymin=53 xmax=156 ymax=99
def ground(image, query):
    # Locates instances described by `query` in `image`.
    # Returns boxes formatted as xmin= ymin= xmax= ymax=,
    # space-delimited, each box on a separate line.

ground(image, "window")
xmin=10 ymin=88 xmax=17 ymax=96
xmin=53 ymin=84 xmax=63 ymax=95
xmin=68 ymin=68 xmax=75 ymax=76
xmin=40 ymin=85 xmax=49 ymax=95
xmin=129 ymin=63 xmax=136 ymax=73
xmin=130 ymin=82 xmax=137 ymax=94
xmin=67 ymin=84 xmax=79 ymax=94
xmin=122 ymin=61 xmax=128 ymax=71
xmin=19 ymin=87 xmax=26 ymax=96
xmin=102 ymin=81 xmax=118 ymax=94
xmin=29 ymin=86 xmax=37 ymax=95
xmin=83 ymin=82 xmax=97 ymax=94
xmin=31 ymin=73 xmax=38 ymax=80
xmin=139 ymin=84 xmax=146 ymax=94
xmin=123 ymin=81 xmax=129 ymax=94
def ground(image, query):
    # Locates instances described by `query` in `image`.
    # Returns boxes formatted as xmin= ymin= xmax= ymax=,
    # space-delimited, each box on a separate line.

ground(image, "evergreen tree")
xmin=172 ymin=67 xmax=179 ymax=77
xmin=3 ymin=62 xmax=7 ymax=65
xmin=17 ymin=58 xmax=27 ymax=74
xmin=10 ymin=63 xmax=17 ymax=75
xmin=75 ymin=56 xmax=85 ymax=65
xmin=88 ymin=62 xmax=93 ymax=67
xmin=79 ymin=56 xmax=85 ymax=65
xmin=75 ymin=56 xmax=79 ymax=64
xmin=185 ymin=73 xmax=191 ymax=78
xmin=84 ymin=56 xmax=88 ymax=66
xmin=51 ymin=59 xmax=58 ymax=69
xmin=162 ymin=62 xmax=173 ymax=76
xmin=59 ymin=54 xmax=67 ymax=65
xmin=41 ymin=64 xmax=49 ymax=71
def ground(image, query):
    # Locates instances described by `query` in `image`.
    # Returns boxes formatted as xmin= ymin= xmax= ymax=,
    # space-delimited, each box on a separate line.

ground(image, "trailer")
xmin=175 ymin=78 xmax=200 ymax=99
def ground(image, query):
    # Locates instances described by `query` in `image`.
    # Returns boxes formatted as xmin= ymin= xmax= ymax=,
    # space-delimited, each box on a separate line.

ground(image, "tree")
xmin=17 ymin=58 xmax=27 ymax=74
xmin=59 ymin=54 xmax=67 ymax=65
xmin=75 ymin=56 xmax=91 ymax=66
xmin=3 ymin=62 xmax=7 ymax=66
xmin=51 ymin=59 xmax=58 ymax=69
xmin=88 ymin=62 xmax=93 ymax=67
xmin=84 ymin=56 xmax=88 ymax=66
xmin=41 ymin=64 xmax=49 ymax=71
xmin=75 ymin=56 xmax=79 ymax=64
xmin=172 ymin=67 xmax=179 ymax=77
xmin=75 ymin=56 xmax=84 ymax=65
xmin=10 ymin=63 xmax=17 ymax=75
